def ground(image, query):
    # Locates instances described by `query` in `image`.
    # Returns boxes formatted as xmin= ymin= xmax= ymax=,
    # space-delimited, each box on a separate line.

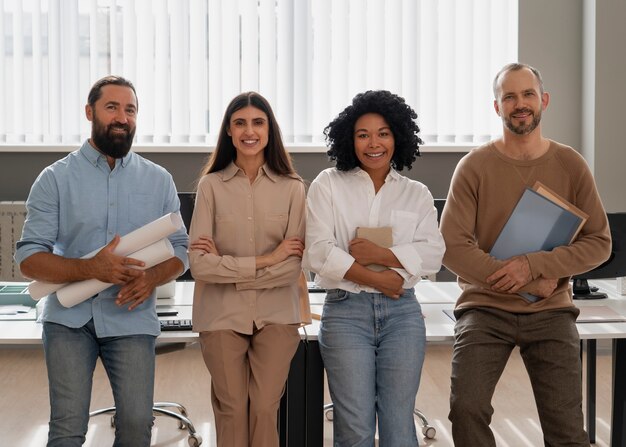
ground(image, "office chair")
xmin=89 ymin=342 xmax=203 ymax=447
xmin=322 ymin=403 xmax=436 ymax=440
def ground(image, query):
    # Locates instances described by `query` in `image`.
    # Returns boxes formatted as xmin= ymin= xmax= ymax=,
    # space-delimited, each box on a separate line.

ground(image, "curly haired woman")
xmin=303 ymin=90 xmax=445 ymax=446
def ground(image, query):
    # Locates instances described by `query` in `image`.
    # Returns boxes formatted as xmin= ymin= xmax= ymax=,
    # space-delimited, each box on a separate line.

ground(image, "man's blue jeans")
xmin=319 ymin=288 xmax=426 ymax=447
xmin=42 ymin=319 xmax=156 ymax=447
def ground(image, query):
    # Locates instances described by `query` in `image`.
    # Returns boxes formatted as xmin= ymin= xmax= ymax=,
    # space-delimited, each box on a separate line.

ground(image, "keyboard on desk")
xmin=160 ymin=319 xmax=193 ymax=331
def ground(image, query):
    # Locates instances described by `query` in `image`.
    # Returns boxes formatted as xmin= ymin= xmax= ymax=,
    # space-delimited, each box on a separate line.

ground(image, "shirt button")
xmin=248 ymin=216 xmax=252 ymax=221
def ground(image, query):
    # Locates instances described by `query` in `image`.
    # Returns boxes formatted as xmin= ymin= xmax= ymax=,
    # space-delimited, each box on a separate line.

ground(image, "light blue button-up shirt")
xmin=15 ymin=141 xmax=189 ymax=337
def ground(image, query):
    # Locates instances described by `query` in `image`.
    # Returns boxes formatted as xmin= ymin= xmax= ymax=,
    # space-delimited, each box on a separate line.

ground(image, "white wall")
xmin=518 ymin=0 xmax=626 ymax=212
xmin=588 ymin=0 xmax=626 ymax=212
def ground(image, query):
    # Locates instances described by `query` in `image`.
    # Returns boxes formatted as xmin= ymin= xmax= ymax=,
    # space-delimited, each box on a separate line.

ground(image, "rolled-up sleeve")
xmin=389 ymin=190 xmax=446 ymax=287
xmin=15 ymin=168 xmax=59 ymax=266
xmin=303 ymin=175 xmax=355 ymax=280
xmin=163 ymin=178 xmax=189 ymax=272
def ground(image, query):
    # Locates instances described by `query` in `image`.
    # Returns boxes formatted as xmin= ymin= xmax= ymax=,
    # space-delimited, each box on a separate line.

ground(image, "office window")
xmin=0 ymin=0 xmax=517 ymax=147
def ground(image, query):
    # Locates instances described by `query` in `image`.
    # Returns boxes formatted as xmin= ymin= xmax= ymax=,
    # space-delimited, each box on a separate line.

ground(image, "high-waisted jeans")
xmin=319 ymin=288 xmax=426 ymax=447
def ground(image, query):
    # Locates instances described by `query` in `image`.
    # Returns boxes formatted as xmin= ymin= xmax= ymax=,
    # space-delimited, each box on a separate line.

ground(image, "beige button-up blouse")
xmin=189 ymin=162 xmax=306 ymax=334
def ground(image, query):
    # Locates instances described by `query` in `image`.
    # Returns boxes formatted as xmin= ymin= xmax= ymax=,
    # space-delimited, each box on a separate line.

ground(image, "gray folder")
xmin=490 ymin=188 xmax=583 ymax=302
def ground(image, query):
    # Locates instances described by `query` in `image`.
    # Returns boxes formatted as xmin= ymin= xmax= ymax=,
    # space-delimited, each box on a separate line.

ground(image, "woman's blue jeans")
xmin=42 ymin=319 xmax=156 ymax=447
xmin=319 ymin=288 xmax=426 ymax=447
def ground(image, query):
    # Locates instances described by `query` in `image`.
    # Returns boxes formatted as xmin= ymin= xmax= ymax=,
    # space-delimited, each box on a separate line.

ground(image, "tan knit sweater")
xmin=441 ymin=140 xmax=611 ymax=313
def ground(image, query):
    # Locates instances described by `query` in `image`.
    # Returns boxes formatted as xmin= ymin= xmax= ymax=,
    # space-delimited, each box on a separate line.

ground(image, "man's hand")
xmin=372 ymin=269 xmax=404 ymax=299
xmin=89 ymin=235 xmax=144 ymax=284
xmin=486 ymin=255 xmax=532 ymax=293
xmin=349 ymin=238 xmax=383 ymax=266
xmin=525 ymin=278 xmax=558 ymax=299
xmin=190 ymin=236 xmax=220 ymax=256
xmin=116 ymin=268 xmax=158 ymax=310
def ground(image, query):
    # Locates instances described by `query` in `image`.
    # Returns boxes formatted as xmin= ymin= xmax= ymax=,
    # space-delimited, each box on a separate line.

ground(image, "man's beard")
xmin=504 ymin=108 xmax=541 ymax=136
xmin=91 ymin=115 xmax=135 ymax=159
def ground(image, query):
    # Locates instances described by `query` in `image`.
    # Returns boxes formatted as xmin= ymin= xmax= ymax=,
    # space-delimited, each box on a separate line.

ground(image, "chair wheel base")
xmin=188 ymin=433 xmax=202 ymax=446
xmin=422 ymin=425 xmax=436 ymax=439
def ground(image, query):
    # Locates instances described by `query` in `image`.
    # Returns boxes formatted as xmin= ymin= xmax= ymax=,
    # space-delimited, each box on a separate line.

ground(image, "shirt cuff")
xmin=14 ymin=243 xmax=50 ymax=266
xmin=173 ymin=246 xmax=190 ymax=272
xmin=319 ymin=248 xmax=354 ymax=282
xmin=390 ymin=244 xmax=422 ymax=277
xmin=525 ymin=252 xmax=540 ymax=280
xmin=240 ymin=256 xmax=257 ymax=280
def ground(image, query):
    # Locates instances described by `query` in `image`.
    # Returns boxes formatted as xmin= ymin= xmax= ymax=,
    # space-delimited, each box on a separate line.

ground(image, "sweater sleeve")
xmin=525 ymin=154 xmax=611 ymax=279
xmin=302 ymin=172 xmax=355 ymax=281
xmin=440 ymin=154 xmax=508 ymax=288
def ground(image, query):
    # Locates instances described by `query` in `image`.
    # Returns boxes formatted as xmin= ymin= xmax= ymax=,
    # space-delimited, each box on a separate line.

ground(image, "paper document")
xmin=56 ymin=238 xmax=175 ymax=308
xmin=28 ymin=213 xmax=183 ymax=300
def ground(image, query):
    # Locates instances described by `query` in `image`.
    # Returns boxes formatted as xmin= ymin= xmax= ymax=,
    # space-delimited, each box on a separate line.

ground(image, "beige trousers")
xmin=200 ymin=324 xmax=300 ymax=447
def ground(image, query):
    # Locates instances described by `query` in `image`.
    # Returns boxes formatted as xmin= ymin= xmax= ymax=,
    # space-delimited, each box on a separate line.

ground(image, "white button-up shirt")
xmin=303 ymin=167 xmax=445 ymax=293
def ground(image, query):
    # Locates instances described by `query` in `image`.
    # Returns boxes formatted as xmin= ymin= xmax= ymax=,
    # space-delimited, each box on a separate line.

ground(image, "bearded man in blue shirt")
xmin=15 ymin=76 xmax=189 ymax=447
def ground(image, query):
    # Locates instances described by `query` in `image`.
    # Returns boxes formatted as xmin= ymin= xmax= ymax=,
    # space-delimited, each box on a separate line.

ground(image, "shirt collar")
xmin=222 ymin=161 xmax=279 ymax=182
xmin=350 ymin=166 xmax=400 ymax=182
xmin=79 ymin=140 xmax=132 ymax=168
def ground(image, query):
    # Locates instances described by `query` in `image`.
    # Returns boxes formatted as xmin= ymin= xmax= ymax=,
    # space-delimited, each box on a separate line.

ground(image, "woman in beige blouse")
xmin=188 ymin=92 xmax=306 ymax=447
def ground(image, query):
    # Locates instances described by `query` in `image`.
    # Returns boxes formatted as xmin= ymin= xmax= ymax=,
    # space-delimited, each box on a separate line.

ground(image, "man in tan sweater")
xmin=440 ymin=63 xmax=611 ymax=446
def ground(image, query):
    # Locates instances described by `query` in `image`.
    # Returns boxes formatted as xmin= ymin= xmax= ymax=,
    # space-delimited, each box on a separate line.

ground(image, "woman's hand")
xmin=270 ymin=237 xmax=304 ymax=264
xmin=255 ymin=237 xmax=304 ymax=269
xmin=373 ymin=269 xmax=404 ymax=299
xmin=190 ymin=236 xmax=220 ymax=256
xmin=349 ymin=238 xmax=384 ymax=266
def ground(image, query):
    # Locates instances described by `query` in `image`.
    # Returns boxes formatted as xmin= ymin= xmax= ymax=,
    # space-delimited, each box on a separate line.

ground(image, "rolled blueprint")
xmin=28 ymin=213 xmax=183 ymax=300
xmin=56 ymin=238 xmax=174 ymax=308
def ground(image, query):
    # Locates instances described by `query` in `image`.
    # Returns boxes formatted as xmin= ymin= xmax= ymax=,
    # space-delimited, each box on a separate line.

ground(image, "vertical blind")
xmin=1 ymin=0 xmax=517 ymax=147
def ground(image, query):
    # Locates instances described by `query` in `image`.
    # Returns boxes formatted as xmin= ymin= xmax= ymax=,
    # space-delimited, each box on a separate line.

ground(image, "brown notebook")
xmin=355 ymin=226 xmax=393 ymax=271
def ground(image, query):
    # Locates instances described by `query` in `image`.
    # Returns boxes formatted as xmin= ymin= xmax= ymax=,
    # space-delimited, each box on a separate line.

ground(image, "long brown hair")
xmin=200 ymin=92 xmax=296 ymax=178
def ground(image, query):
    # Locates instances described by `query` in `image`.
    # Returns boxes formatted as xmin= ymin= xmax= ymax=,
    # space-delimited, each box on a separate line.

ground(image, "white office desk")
xmin=4 ymin=280 xmax=626 ymax=446
xmin=0 ymin=305 xmax=198 ymax=344
xmin=157 ymin=281 xmax=195 ymax=306
xmin=415 ymin=280 xmax=461 ymax=304
xmin=416 ymin=279 xmax=626 ymax=341
xmin=308 ymin=280 xmax=460 ymax=306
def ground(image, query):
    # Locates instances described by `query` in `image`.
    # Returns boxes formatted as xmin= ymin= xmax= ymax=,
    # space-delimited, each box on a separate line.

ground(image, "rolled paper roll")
xmin=56 ymin=238 xmax=175 ymax=308
xmin=28 ymin=213 xmax=183 ymax=300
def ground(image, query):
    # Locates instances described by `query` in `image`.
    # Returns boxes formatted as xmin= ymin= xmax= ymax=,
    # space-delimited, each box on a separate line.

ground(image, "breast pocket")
xmin=264 ymin=212 xmax=289 ymax=244
xmin=128 ymin=193 xmax=161 ymax=227
xmin=391 ymin=210 xmax=419 ymax=245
